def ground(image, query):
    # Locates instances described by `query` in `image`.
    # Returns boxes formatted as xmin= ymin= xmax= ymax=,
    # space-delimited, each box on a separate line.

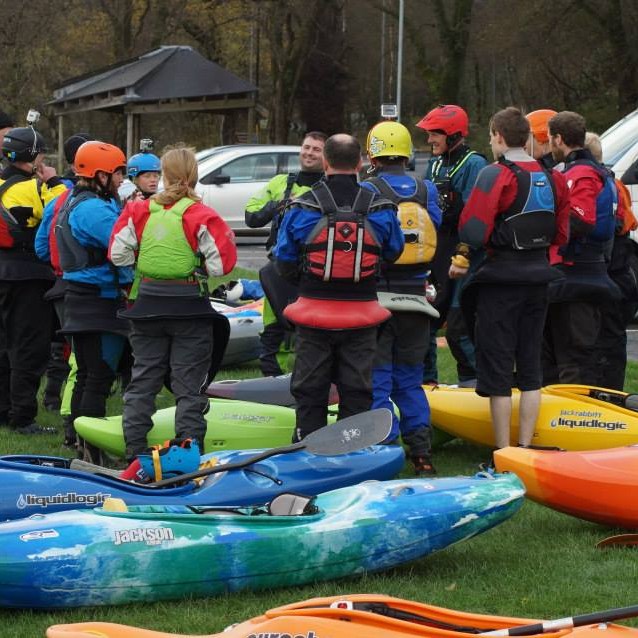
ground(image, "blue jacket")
xmin=57 ymin=192 xmax=133 ymax=297
xmin=34 ymin=196 xmax=56 ymax=265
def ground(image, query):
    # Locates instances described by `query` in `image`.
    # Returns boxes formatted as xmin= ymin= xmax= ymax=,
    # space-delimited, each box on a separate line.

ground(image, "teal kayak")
xmin=0 ymin=472 xmax=525 ymax=608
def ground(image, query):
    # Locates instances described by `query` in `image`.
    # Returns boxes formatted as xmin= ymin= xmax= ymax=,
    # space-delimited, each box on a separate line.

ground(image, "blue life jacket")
xmin=491 ymin=159 xmax=557 ymax=251
xmin=567 ymin=159 xmax=617 ymax=243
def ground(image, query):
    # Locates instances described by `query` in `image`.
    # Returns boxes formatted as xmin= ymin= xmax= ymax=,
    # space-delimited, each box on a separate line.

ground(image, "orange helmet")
xmin=416 ymin=105 xmax=469 ymax=137
xmin=526 ymin=109 xmax=557 ymax=144
xmin=74 ymin=141 xmax=126 ymax=178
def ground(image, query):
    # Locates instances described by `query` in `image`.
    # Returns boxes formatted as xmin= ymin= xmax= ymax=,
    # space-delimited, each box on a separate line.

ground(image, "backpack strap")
xmin=0 ymin=174 xmax=32 ymax=201
xmin=448 ymin=149 xmax=480 ymax=179
xmin=311 ymin=181 xmax=339 ymax=216
xmin=283 ymin=172 xmax=298 ymax=201
xmin=351 ymin=185 xmax=375 ymax=215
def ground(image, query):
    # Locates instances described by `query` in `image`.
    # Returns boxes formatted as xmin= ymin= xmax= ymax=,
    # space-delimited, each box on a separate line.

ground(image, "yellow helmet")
xmin=366 ymin=121 xmax=413 ymax=159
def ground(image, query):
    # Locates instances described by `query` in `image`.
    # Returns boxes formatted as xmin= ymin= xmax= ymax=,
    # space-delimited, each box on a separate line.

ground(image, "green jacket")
xmin=244 ymin=172 xmax=319 ymax=249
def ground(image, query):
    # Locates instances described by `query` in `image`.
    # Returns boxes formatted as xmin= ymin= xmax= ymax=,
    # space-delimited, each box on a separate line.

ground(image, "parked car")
xmin=601 ymin=109 xmax=638 ymax=204
xmin=118 ymin=145 xmax=302 ymax=235
xmin=196 ymin=144 xmax=301 ymax=234
xmin=601 ymin=109 xmax=638 ymax=245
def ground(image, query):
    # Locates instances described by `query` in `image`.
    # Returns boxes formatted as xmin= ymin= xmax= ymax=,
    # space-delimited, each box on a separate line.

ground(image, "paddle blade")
xmin=596 ymin=534 xmax=638 ymax=549
xmin=304 ymin=408 xmax=392 ymax=456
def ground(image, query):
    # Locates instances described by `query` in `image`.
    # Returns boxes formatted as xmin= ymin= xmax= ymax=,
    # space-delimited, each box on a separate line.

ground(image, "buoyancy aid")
xmin=431 ymin=147 xmax=479 ymax=229
xmin=366 ymin=176 xmax=436 ymax=267
xmin=0 ymin=174 xmax=38 ymax=250
xmin=561 ymin=157 xmax=617 ymax=262
xmin=49 ymin=189 xmax=72 ymax=274
xmin=284 ymin=182 xmax=391 ymax=329
xmin=136 ymin=198 xmax=200 ymax=280
xmin=571 ymin=159 xmax=617 ymax=241
xmin=491 ymin=158 xmax=557 ymax=250
xmin=302 ymin=182 xmax=380 ymax=289
xmin=54 ymin=190 xmax=108 ymax=272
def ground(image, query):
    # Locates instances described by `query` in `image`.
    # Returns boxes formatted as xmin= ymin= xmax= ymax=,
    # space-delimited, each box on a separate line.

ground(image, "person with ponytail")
xmin=109 ymin=146 xmax=237 ymax=482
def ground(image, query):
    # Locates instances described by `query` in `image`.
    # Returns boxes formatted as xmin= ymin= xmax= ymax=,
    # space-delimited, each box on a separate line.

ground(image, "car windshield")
xmin=601 ymin=110 xmax=638 ymax=166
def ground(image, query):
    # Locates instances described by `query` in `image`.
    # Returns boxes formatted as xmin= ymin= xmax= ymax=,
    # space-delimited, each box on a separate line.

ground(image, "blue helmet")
xmin=127 ymin=152 xmax=161 ymax=178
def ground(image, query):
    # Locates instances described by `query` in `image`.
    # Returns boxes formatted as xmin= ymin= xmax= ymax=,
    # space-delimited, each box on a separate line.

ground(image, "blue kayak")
xmin=0 ymin=445 xmax=404 ymax=522
xmin=0 ymin=473 xmax=524 ymax=608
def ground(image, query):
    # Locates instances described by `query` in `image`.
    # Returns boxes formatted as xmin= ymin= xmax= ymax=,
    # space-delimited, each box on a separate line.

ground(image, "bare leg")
xmin=518 ymin=389 xmax=541 ymax=446
xmin=490 ymin=395 xmax=512 ymax=449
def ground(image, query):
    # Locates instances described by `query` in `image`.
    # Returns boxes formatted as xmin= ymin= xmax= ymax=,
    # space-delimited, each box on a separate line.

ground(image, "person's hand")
xmin=36 ymin=163 xmax=57 ymax=182
xmin=449 ymin=263 xmax=469 ymax=279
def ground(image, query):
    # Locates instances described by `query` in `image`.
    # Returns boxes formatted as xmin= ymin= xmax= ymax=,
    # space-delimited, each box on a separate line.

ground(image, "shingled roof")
xmin=50 ymin=45 xmax=257 ymax=113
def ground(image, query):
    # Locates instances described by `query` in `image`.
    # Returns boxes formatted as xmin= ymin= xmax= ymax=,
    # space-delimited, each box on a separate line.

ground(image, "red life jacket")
xmin=302 ymin=182 xmax=380 ymax=284
xmin=49 ymin=189 xmax=71 ymax=275
xmin=284 ymin=182 xmax=391 ymax=330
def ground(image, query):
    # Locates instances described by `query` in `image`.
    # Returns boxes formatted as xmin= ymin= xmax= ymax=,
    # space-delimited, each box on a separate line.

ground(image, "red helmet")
xmin=416 ymin=105 xmax=469 ymax=137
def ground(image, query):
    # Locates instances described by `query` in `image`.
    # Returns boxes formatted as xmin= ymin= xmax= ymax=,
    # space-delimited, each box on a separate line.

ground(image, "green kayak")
xmin=75 ymin=398 xmax=452 ymax=458
xmin=75 ymin=399 xmax=307 ymax=458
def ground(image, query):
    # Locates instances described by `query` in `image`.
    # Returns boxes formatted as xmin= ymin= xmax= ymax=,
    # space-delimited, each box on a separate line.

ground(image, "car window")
xmin=601 ymin=111 xmax=638 ymax=167
xmin=211 ymin=153 xmax=279 ymax=183
xmin=604 ymin=136 xmax=638 ymax=168
xmin=279 ymin=153 xmax=302 ymax=174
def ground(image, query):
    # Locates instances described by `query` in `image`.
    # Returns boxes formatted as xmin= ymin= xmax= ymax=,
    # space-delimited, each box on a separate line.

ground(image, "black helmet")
xmin=2 ymin=127 xmax=47 ymax=163
xmin=64 ymin=132 xmax=93 ymax=164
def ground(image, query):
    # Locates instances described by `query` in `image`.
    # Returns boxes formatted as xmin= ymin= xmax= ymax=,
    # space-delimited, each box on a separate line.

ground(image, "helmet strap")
xmin=446 ymin=132 xmax=463 ymax=150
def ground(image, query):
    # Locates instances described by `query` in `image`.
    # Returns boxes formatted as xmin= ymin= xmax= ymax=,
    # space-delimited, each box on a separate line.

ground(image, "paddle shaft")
xmin=481 ymin=605 xmax=638 ymax=636
xmin=152 ymin=442 xmax=302 ymax=487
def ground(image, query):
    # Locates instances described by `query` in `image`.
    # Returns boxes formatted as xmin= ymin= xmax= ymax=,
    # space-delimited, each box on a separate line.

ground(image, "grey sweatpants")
xmin=123 ymin=318 xmax=213 ymax=459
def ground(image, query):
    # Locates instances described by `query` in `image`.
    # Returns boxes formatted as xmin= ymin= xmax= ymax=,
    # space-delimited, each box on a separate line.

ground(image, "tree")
xmin=579 ymin=0 xmax=638 ymax=116
xmin=296 ymin=0 xmax=349 ymax=135
xmin=262 ymin=1 xmax=325 ymax=143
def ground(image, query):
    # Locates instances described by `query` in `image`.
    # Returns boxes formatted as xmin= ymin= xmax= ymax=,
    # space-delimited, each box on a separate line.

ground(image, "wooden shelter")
xmin=49 ymin=45 xmax=257 ymax=166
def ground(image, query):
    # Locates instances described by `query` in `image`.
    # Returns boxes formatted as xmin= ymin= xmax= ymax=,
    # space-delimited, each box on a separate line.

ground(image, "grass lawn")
xmin=1 ymin=325 xmax=638 ymax=636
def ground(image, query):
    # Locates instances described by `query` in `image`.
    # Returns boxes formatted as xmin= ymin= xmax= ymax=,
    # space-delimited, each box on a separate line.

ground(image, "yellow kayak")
xmin=424 ymin=384 xmax=638 ymax=450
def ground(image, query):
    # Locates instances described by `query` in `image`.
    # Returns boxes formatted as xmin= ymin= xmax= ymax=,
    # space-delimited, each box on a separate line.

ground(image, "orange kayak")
xmin=424 ymin=384 xmax=638 ymax=450
xmin=494 ymin=445 xmax=638 ymax=528
xmin=46 ymin=594 xmax=638 ymax=638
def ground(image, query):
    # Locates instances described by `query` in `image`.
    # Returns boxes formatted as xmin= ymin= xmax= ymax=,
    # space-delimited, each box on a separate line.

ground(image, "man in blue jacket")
xmin=273 ymin=134 xmax=404 ymax=441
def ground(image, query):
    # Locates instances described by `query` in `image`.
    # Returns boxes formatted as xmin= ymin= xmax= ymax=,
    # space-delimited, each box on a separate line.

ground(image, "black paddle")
xmin=480 ymin=605 xmax=638 ymax=636
xmin=151 ymin=408 xmax=393 ymax=488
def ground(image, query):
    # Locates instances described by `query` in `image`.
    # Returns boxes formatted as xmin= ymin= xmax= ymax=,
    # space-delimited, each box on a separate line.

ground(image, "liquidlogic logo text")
xmin=247 ymin=632 xmax=318 ymax=638
xmin=550 ymin=409 xmax=627 ymax=431
xmin=114 ymin=527 xmax=175 ymax=546
xmin=17 ymin=492 xmax=112 ymax=510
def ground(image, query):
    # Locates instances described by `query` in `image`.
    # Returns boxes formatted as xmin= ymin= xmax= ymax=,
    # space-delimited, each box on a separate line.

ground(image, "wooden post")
xmin=57 ymin=115 xmax=64 ymax=174
xmin=126 ymin=113 xmax=134 ymax=158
